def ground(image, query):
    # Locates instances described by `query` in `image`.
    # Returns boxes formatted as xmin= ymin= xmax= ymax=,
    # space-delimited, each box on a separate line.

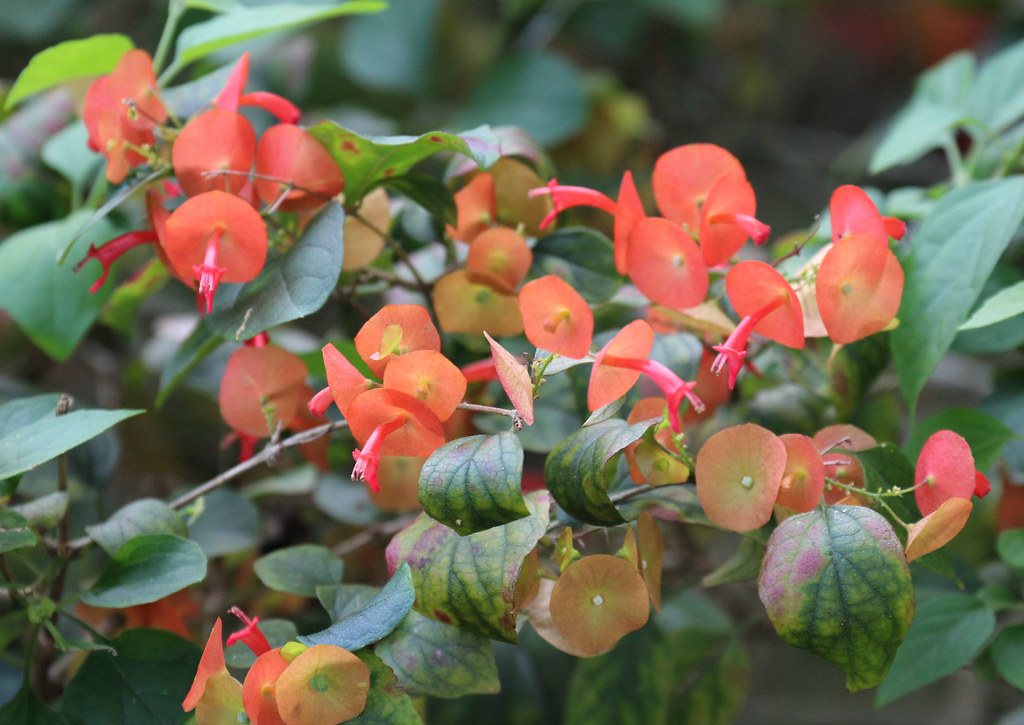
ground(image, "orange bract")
xmin=183 ymin=618 xmax=226 ymax=712
xmin=354 ymin=304 xmax=441 ymax=378
xmin=905 ymin=497 xmax=973 ymax=562
xmin=465 ymin=227 xmax=533 ymax=288
xmin=273 ymin=645 xmax=370 ymax=725
xmin=172 ymin=109 xmax=256 ymax=197
xmin=652 ymin=143 xmax=745 ymax=231
xmin=830 ymin=185 xmax=888 ymax=245
xmin=107 ymin=49 xmax=166 ymax=130
xmin=346 ymin=388 xmax=445 ymax=458
xmin=241 ymin=648 xmax=288 ymax=725
xmin=382 ymin=349 xmax=467 ymax=422
xmin=447 ymin=172 xmax=496 ymax=243
xmin=914 ymin=430 xmax=977 ymax=516
xmin=587 ymin=319 xmax=654 ymax=411
xmin=816 ymin=235 xmax=903 ymax=344
xmin=699 ymin=174 xmax=763 ymax=267
xmin=776 ymin=433 xmax=826 ymax=513
xmin=613 ymin=170 xmax=646 ymax=275
xmin=322 ymin=344 xmax=374 ymax=417
xmin=219 ymin=346 xmax=308 ymax=438
xmin=484 ymin=332 xmax=534 ymax=426
xmin=518 ymin=275 xmax=594 ymax=359
xmin=814 ymin=424 xmax=877 ymax=505
xmin=726 ymin=261 xmax=804 ymax=348
xmin=254 ymin=124 xmax=344 ymax=212
xmin=626 ymin=217 xmax=709 ymax=310
xmin=433 ymin=269 xmax=524 ymax=337
xmin=341 ymin=187 xmax=390 ymax=271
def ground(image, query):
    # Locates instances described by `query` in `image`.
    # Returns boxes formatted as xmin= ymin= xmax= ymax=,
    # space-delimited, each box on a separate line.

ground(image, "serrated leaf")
xmin=531 ymin=227 xmax=621 ymax=304
xmin=376 ymin=610 xmax=499 ymax=698
xmin=0 ymin=510 xmax=37 ymax=553
xmin=300 ymin=563 xmax=415 ymax=650
xmin=308 ymin=122 xmax=500 ymax=204
xmin=60 ymin=629 xmax=200 ymax=725
xmin=876 ymin=592 xmax=995 ymax=705
xmin=253 ymin=544 xmax=343 ymax=597
xmin=349 ymin=649 xmax=423 ymax=725
xmin=81 ymin=534 xmax=207 ymax=608
xmin=759 ymin=506 xmax=915 ymax=692
xmin=206 ymin=201 xmax=346 ymax=341
xmin=545 ymin=419 xmax=658 ymax=526
xmin=906 ymin=407 xmax=1014 ymax=472
xmin=0 ymin=683 xmax=70 ymax=725
xmin=385 ymin=491 xmax=550 ymax=643
xmin=155 ymin=320 xmax=224 ymax=408
xmin=0 ymin=212 xmax=119 ymax=360
xmin=0 ymin=407 xmax=143 ymax=480
xmin=563 ymin=627 xmax=674 ymax=725
xmin=959 ymin=279 xmax=1024 ymax=330
xmin=892 ymin=177 xmax=1024 ymax=411
xmin=168 ymin=1 xmax=386 ymax=77
xmin=419 ymin=432 xmax=530 ymax=535
xmin=84 ymin=499 xmax=186 ymax=556
xmin=5 ymin=34 xmax=134 ymax=110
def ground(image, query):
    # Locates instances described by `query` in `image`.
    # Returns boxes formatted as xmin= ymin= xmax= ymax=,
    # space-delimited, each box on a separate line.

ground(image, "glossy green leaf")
xmin=376 ymin=609 xmax=499 ymax=698
xmin=385 ymin=491 xmax=550 ymax=643
xmin=545 ymin=419 xmax=657 ymax=526
xmin=316 ymin=583 xmax=381 ymax=622
xmin=876 ymin=592 xmax=995 ymax=705
xmin=167 ymin=1 xmax=386 ymax=77
xmin=563 ymin=627 xmax=674 ymax=725
xmin=531 ymin=227 xmax=621 ymax=304
xmin=84 ymin=498 xmax=186 ymax=556
xmin=380 ymin=174 xmax=456 ymax=226
xmin=0 ymin=407 xmax=143 ymax=480
xmin=892 ymin=177 xmax=1024 ymax=411
xmin=254 ymin=544 xmax=343 ymax=597
xmin=906 ymin=407 xmax=1014 ymax=472
xmin=615 ymin=484 xmax=712 ymax=527
xmin=456 ymin=51 xmax=586 ymax=147
xmin=339 ymin=0 xmax=441 ymax=93
xmin=0 ymin=211 xmax=119 ymax=360
xmin=759 ymin=505 xmax=915 ymax=692
xmin=60 ymin=629 xmax=200 ymax=725
xmin=81 ymin=534 xmax=207 ymax=608
xmin=0 ymin=510 xmax=36 ymax=554
xmin=0 ymin=683 xmax=70 ymax=725
xmin=155 ymin=320 xmax=224 ymax=409
xmin=349 ymin=649 xmax=424 ymax=724
xmin=308 ymin=122 xmax=500 ymax=203
xmin=0 ymin=395 xmax=61 ymax=438
xmin=959 ymin=279 xmax=1024 ymax=330
xmin=186 ymin=487 xmax=260 ymax=557
xmin=419 ymin=432 xmax=530 ymax=536
xmin=991 ymin=623 xmax=1024 ymax=690
xmin=996 ymin=529 xmax=1024 ymax=568
xmin=5 ymin=34 xmax=133 ymax=110
xmin=206 ymin=201 xmax=346 ymax=341
xmin=300 ymin=563 xmax=415 ymax=649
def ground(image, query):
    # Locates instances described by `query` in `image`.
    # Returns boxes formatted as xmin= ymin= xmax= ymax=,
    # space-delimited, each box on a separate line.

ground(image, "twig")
xmin=353 ymin=211 xmax=430 ymax=295
xmin=332 ymin=514 xmax=417 ymax=558
xmin=51 ymin=395 xmax=73 ymax=607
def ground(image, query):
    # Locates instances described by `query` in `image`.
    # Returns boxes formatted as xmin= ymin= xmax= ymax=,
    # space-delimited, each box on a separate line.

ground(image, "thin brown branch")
xmin=332 ymin=514 xmax=417 ymax=558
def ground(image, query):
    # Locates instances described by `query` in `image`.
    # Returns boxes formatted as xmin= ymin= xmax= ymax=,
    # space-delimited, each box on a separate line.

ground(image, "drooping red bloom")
xmin=226 ymin=606 xmax=272 ymax=657
xmin=698 ymin=173 xmax=770 ymax=267
xmin=214 ymin=52 xmax=300 ymax=123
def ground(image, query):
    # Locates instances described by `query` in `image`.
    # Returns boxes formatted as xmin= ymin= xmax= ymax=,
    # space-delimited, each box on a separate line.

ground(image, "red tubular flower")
xmin=652 ymin=143 xmax=745 ymax=232
xmin=461 ymin=357 xmax=499 ymax=383
xmin=226 ymin=606 xmax=271 ymax=656
xmin=74 ymin=230 xmax=158 ymax=292
xmin=698 ymin=174 xmax=770 ymax=267
xmin=215 ymin=52 xmax=300 ymax=123
xmin=529 ymin=177 xmax=618 ymax=230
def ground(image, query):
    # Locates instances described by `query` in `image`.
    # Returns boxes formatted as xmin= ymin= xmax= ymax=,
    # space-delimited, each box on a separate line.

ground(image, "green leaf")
xmin=967 ymin=38 xmax=1024 ymax=132
xmin=959 ymin=279 xmax=1024 ymax=330
xmin=349 ymin=649 xmax=424 ymax=725
xmin=952 ymin=263 xmax=1024 ymax=354
xmin=996 ymin=529 xmax=1024 ymax=568
xmin=0 ymin=510 xmax=37 ymax=553
xmin=243 ymin=465 xmax=319 ymax=498
xmin=701 ymin=536 xmax=764 ymax=587
xmin=0 ymin=683 xmax=70 ymax=725
xmin=300 ymin=563 xmax=415 ymax=649
xmin=316 ymin=583 xmax=381 ymax=622
xmin=982 ymin=382 xmax=1024 ymax=476
xmin=531 ymin=227 xmax=621 ymax=304
xmin=0 ymin=211 xmax=119 ymax=360
xmin=205 ymin=201 xmax=346 ymax=341
xmin=98 ymin=259 xmax=169 ymax=336
xmin=11 ymin=492 xmax=68 ymax=528
xmin=308 ymin=122 xmax=500 ymax=204
xmin=419 ymin=432 xmax=530 ymax=536
xmin=380 ymin=174 xmax=456 ymax=226
xmin=891 ymin=177 xmax=1024 ymax=411
xmin=40 ymin=122 xmax=101 ymax=192
xmin=906 ymin=407 xmax=1015 ymax=472
xmin=155 ymin=320 xmax=224 ymax=408
xmin=759 ymin=505 xmax=915 ymax=692
xmin=615 ymin=484 xmax=712 ymax=526
xmin=456 ymin=51 xmax=586 ymax=147
xmin=852 ymin=444 xmax=917 ymax=524
xmin=81 ymin=534 xmax=207 ymax=608
xmin=0 ymin=395 xmax=61 ymax=438
xmin=60 ymin=629 xmax=201 ymax=725
xmin=339 ymin=0 xmax=441 ymax=93
xmin=876 ymin=592 xmax=995 ymax=705
xmin=254 ymin=544 xmax=344 ymax=597
xmin=385 ymin=490 xmax=550 ymax=643
xmin=563 ymin=627 xmax=674 ymax=725
xmin=168 ymin=1 xmax=386 ymax=76
xmin=990 ymin=623 xmax=1024 ymax=690
xmin=376 ymin=610 xmax=499 ymax=698
xmin=84 ymin=498 xmax=186 ymax=556
xmin=186 ymin=488 xmax=260 ymax=557
xmin=545 ymin=419 xmax=658 ymax=526
xmin=0 ymin=407 xmax=143 ymax=480
xmin=5 ymin=34 xmax=134 ymax=110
